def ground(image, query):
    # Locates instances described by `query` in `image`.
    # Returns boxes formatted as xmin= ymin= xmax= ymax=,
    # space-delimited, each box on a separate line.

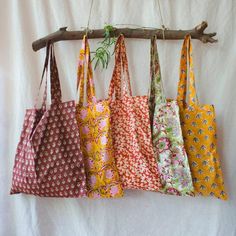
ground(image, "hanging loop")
xmin=162 ymin=27 xmax=165 ymax=40
xmin=85 ymin=0 xmax=94 ymax=37
xmin=156 ymin=0 xmax=169 ymax=40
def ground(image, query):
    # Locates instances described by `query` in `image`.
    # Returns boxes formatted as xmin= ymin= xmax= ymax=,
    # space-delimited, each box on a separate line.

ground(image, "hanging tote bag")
xmin=177 ymin=35 xmax=227 ymax=200
xmin=149 ymin=37 xmax=194 ymax=196
xmin=108 ymin=34 xmax=161 ymax=191
xmin=10 ymin=44 xmax=87 ymax=197
xmin=76 ymin=36 xmax=123 ymax=198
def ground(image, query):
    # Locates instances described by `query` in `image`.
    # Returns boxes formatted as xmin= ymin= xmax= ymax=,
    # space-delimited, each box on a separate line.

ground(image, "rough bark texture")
xmin=32 ymin=21 xmax=217 ymax=51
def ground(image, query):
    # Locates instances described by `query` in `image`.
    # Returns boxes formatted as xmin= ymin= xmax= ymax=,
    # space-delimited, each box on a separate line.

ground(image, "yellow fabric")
xmin=76 ymin=36 xmax=123 ymax=198
xmin=177 ymin=35 xmax=227 ymax=200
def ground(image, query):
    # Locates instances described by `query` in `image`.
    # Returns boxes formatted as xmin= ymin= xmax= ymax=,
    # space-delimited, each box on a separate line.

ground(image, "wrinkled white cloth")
xmin=0 ymin=0 xmax=235 ymax=235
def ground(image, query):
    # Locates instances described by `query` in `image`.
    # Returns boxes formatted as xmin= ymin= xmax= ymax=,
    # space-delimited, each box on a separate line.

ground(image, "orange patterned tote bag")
xmin=149 ymin=37 xmax=194 ymax=196
xmin=108 ymin=35 xmax=161 ymax=191
xmin=76 ymin=36 xmax=123 ymax=198
xmin=177 ymin=35 xmax=227 ymax=200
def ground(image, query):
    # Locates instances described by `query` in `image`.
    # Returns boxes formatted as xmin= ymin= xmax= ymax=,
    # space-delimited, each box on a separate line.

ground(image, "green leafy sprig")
xmin=91 ymin=24 xmax=116 ymax=69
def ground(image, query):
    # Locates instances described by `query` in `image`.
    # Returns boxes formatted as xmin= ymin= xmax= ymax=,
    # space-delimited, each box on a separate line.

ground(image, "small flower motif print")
xmin=92 ymin=96 xmax=97 ymax=103
xmin=174 ymin=168 xmax=186 ymax=178
xmin=180 ymin=178 xmax=190 ymax=188
xmin=110 ymin=186 xmax=119 ymax=196
xmin=90 ymin=175 xmax=97 ymax=187
xmin=153 ymin=120 xmax=161 ymax=134
xmin=102 ymin=152 xmax=109 ymax=162
xmin=88 ymin=158 xmax=94 ymax=168
xmin=96 ymin=103 xmax=104 ymax=112
xmin=82 ymin=126 xmax=89 ymax=134
xmin=157 ymin=137 xmax=171 ymax=153
xmin=160 ymin=152 xmax=171 ymax=165
xmin=101 ymin=136 xmax=107 ymax=145
xmin=172 ymin=155 xmax=181 ymax=166
xmin=161 ymin=172 xmax=172 ymax=182
xmin=166 ymin=187 xmax=181 ymax=196
xmin=86 ymin=142 xmax=92 ymax=151
xmin=171 ymin=125 xmax=181 ymax=137
xmin=99 ymin=120 xmax=107 ymax=129
xmin=92 ymin=192 xmax=101 ymax=198
xmin=106 ymin=170 xmax=113 ymax=179
xmin=80 ymin=109 xmax=87 ymax=120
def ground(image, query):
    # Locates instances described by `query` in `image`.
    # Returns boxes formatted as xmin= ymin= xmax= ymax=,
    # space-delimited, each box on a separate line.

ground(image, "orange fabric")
xmin=108 ymin=35 xmax=162 ymax=191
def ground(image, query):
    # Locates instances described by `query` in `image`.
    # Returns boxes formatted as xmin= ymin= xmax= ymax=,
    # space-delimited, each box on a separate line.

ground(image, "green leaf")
xmin=94 ymin=59 xmax=100 ymax=70
xmin=91 ymin=24 xmax=116 ymax=70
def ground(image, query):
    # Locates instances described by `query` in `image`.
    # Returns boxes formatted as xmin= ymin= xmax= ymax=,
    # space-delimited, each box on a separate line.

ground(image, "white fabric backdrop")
xmin=0 ymin=0 xmax=236 ymax=235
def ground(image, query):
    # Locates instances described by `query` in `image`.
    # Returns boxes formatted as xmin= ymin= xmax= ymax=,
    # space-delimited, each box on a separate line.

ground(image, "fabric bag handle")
xmin=149 ymin=36 xmax=166 ymax=105
xmin=177 ymin=35 xmax=198 ymax=106
xmin=108 ymin=34 xmax=132 ymax=100
xmin=34 ymin=42 xmax=50 ymax=111
xmin=34 ymin=43 xmax=62 ymax=110
xmin=77 ymin=35 xmax=96 ymax=105
xmin=77 ymin=35 xmax=96 ymax=106
xmin=49 ymin=44 xmax=62 ymax=104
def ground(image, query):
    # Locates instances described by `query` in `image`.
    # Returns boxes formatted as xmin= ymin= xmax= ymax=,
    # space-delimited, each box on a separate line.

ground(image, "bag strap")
xmin=108 ymin=34 xmax=132 ymax=100
xmin=34 ymin=42 xmax=50 ymax=110
xmin=34 ymin=43 xmax=62 ymax=109
xmin=149 ymin=36 xmax=166 ymax=106
xmin=49 ymin=44 xmax=62 ymax=104
xmin=77 ymin=35 xmax=96 ymax=106
xmin=177 ymin=35 xmax=198 ymax=106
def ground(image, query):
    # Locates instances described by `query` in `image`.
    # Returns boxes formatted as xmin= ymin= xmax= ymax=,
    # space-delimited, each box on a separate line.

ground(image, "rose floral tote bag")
xmin=149 ymin=36 xmax=194 ymax=196
xmin=76 ymin=36 xmax=123 ymax=198
xmin=177 ymin=35 xmax=227 ymax=200
xmin=108 ymin=34 xmax=161 ymax=191
xmin=10 ymin=44 xmax=87 ymax=197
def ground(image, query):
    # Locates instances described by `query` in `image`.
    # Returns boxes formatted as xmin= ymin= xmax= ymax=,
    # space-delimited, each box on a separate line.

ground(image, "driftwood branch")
xmin=32 ymin=21 xmax=217 ymax=51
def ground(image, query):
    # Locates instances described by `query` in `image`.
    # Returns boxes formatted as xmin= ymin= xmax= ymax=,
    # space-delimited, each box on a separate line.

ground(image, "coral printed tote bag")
xmin=177 ymin=35 xmax=227 ymax=200
xmin=108 ymin=35 xmax=161 ymax=191
xmin=10 ymin=44 xmax=87 ymax=197
xmin=149 ymin=37 xmax=194 ymax=196
xmin=76 ymin=36 xmax=123 ymax=198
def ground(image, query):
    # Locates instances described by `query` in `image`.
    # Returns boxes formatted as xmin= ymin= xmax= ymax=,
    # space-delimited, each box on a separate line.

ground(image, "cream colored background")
xmin=0 ymin=0 xmax=236 ymax=235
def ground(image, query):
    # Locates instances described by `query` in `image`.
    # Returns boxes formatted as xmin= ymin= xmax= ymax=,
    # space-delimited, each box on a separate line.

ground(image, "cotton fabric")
xmin=11 ymin=44 xmax=87 ymax=197
xmin=149 ymin=37 xmax=194 ymax=196
xmin=177 ymin=35 xmax=227 ymax=200
xmin=76 ymin=36 xmax=123 ymax=198
xmin=1 ymin=1 xmax=236 ymax=235
xmin=108 ymin=35 xmax=161 ymax=191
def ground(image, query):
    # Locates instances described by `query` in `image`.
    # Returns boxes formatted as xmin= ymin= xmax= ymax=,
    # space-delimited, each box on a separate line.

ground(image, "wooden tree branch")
xmin=32 ymin=21 xmax=217 ymax=51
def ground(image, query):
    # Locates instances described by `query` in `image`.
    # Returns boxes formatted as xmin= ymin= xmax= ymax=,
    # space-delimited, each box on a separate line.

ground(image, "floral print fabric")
xmin=11 ymin=44 xmax=88 ymax=197
xmin=108 ymin=35 xmax=162 ymax=191
xmin=177 ymin=35 xmax=227 ymax=200
xmin=76 ymin=36 xmax=123 ymax=198
xmin=149 ymin=37 xmax=194 ymax=196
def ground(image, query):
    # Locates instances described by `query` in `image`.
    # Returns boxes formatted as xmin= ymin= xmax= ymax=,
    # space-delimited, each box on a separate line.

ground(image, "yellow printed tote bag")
xmin=177 ymin=35 xmax=227 ymax=200
xmin=76 ymin=36 xmax=123 ymax=198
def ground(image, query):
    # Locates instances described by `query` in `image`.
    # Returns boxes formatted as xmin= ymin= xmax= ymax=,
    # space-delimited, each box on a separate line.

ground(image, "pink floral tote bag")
xmin=149 ymin=36 xmax=194 ymax=196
